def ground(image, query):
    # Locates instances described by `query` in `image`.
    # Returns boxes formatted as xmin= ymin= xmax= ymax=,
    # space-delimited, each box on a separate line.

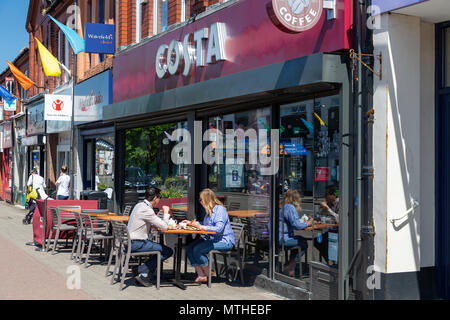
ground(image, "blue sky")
xmin=0 ymin=0 xmax=30 ymax=73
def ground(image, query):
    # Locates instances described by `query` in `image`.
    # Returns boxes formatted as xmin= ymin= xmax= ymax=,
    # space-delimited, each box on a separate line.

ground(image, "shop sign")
xmin=14 ymin=115 xmax=26 ymax=139
xmin=314 ymin=167 xmax=330 ymax=181
xmin=74 ymin=70 xmax=111 ymax=123
xmin=2 ymin=121 xmax=12 ymax=149
xmin=84 ymin=23 xmax=115 ymax=54
xmin=372 ymin=0 xmax=426 ymax=14
xmin=4 ymin=99 xmax=16 ymax=112
xmin=156 ymin=22 xmax=227 ymax=79
xmin=27 ymin=103 xmax=46 ymax=135
xmin=271 ymin=0 xmax=323 ymax=33
xmin=44 ymin=94 xmax=72 ymax=121
xmin=280 ymin=142 xmax=308 ymax=155
xmin=22 ymin=135 xmax=38 ymax=146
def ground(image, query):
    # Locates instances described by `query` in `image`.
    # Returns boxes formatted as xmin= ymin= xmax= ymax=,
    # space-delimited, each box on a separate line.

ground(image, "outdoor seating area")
xmin=34 ymin=200 xmax=250 ymax=291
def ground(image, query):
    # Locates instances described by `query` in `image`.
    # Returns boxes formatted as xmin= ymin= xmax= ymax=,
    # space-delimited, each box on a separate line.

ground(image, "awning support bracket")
xmin=350 ymin=49 xmax=382 ymax=81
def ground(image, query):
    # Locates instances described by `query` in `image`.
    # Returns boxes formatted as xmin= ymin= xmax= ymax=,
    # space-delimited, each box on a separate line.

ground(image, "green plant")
xmin=164 ymin=176 xmax=177 ymax=189
xmin=161 ymin=186 xmax=184 ymax=199
xmin=97 ymin=182 xmax=108 ymax=191
xmin=153 ymin=175 xmax=163 ymax=186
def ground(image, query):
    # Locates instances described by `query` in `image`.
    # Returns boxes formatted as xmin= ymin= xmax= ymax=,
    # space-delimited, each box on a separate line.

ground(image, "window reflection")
xmin=124 ymin=121 xmax=189 ymax=208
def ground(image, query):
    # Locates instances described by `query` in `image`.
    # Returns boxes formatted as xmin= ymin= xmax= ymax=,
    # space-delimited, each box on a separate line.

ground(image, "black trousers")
xmin=24 ymin=200 xmax=36 ymax=222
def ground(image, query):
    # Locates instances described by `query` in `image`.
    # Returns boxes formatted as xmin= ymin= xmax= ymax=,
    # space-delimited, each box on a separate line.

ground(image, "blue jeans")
xmin=283 ymin=236 xmax=307 ymax=262
xmin=57 ymin=195 xmax=69 ymax=200
xmin=186 ymin=238 xmax=234 ymax=267
xmin=129 ymin=240 xmax=173 ymax=274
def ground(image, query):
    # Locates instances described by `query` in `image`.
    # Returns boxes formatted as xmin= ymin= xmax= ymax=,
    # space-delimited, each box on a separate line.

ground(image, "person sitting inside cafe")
xmin=184 ymin=188 xmax=235 ymax=283
xmin=280 ymin=189 xmax=313 ymax=277
xmin=314 ymin=185 xmax=340 ymax=263
xmin=127 ymin=187 xmax=174 ymax=287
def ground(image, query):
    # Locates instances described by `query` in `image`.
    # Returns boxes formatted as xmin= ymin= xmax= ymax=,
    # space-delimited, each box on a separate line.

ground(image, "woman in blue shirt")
xmin=185 ymin=188 xmax=235 ymax=283
xmin=280 ymin=189 xmax=312 ymax=276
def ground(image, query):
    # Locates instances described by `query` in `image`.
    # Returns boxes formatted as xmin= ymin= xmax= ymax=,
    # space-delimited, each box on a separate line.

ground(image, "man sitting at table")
xmin=127 ymin=187 xmax=174 ymax=287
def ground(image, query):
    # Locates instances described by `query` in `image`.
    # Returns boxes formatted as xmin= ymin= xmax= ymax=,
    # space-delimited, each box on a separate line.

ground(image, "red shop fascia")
xmin=107 ymin=0 xmax=354 ymax=110
xmin=1 ymin=120 xmax=13 ymax=203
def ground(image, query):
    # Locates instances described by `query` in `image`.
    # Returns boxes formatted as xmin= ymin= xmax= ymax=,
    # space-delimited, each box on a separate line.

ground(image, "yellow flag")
xmin=314 ymin=112 xmax=326 ymax=126
xmin=35 ymin=37 xmax=61 ymax=77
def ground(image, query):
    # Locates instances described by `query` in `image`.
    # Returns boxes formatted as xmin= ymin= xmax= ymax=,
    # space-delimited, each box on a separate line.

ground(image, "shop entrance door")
xmin=437 ymin=93 xmax=450 ymax=299
xmin=276 ymin=95 xmax=341 ymax=292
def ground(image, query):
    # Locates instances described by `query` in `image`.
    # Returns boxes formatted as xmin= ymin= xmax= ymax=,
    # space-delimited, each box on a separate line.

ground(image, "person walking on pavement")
xmin=55 ymin=165 xmax=70 ymax=200
xmin=23 ymin=168 xmax=45 ymax=225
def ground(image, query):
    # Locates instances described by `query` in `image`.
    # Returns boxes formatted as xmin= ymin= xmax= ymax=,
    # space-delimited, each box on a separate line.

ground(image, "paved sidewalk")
xmin=0 ymin=201 xmax=284 ymax=300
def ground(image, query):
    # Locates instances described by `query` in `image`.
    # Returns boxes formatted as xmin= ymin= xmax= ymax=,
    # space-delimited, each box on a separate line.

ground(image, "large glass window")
xmin=96 ymin=136 xmax=115 ymax=191
xmin=277 ymin=95 xmax=341 ymax=284
xmin=206 ymin=107 xmax=272 ymax=271
xmin=124 ymin=121 xmax=189 ymax=206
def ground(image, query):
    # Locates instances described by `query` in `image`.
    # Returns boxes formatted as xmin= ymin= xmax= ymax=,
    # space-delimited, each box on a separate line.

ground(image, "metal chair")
xmin=248 ymin=214 xmax=270 ymax=263
xmin=47 ymin=206 xmax=78 ymax=255
xmin=72 ymin=211 xmax=83 ymax=261
xmin=123 ymin=204 xmax=133 ymax=216
xmin=109 ymin=220 xmax=161 ymax=290
xmin=208 ymin=222 xmax=245 ymax=288
xmin=226 ymin=202 xmax=241 ymax=211
xmin=79 ymin=213 xmax=113 ymax=268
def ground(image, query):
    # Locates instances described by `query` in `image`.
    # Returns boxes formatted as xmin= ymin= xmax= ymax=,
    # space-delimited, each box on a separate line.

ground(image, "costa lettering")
xmin=272 ymin=0 xmax=323 ymax=33
xmin=156 ymin=22 xmax=227 ymax=79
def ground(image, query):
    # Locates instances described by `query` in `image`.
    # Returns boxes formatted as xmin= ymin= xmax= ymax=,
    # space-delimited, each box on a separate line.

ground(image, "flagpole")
xmin=70 ymin=0 xmax=77 ymax=200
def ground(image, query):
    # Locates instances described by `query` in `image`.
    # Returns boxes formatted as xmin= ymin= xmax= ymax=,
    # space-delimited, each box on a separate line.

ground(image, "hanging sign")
xmin=4 ymin=98 xmax=17 ymax=112
xmin=271 ymin=0 xmax=323 ymax=33
xmin=44 ymin=94 xmax=72 ymax=121
xmin=84 ymin=23 xmax=115 ymax=54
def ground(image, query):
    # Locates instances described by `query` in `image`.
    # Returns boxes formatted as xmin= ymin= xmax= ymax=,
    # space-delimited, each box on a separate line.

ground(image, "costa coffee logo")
xmin=272 ymin=0 xmax=323 ymax=33
xmin=52 ymin=99 xmax=64 ymax=111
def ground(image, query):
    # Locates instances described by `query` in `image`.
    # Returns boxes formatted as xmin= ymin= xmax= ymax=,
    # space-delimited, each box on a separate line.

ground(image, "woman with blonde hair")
xmin=184 ymin=188 xmax=235 ymax=283
xmin=280 ymin=189 xmax=312 ymax=276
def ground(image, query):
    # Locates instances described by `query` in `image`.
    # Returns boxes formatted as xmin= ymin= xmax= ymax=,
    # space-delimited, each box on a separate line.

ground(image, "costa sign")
xmin=272 ymin=0 xmax=323 ymax=33
xmin=155 ymin=22 xmax=227 ymax=79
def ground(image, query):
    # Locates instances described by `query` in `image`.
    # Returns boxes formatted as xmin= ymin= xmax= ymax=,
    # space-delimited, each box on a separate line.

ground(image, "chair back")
xmin=172 ymin=211 xmax=187 ymax=222
xmin=110 ymin=220 xmax=131 ymax=253
xmin=230 ymin=222 xmax=245 ymax=248
xmin=57 ymin=206 xmax=80 ymax=221
xmin=171 ymin=202 xmax=187 ymax=209
xmin=49 ymin=207 xmax=60 ymax=227
xmin=73 ymin=211 xmax=83 ymax=232
xmin=249 ymin=214 xmax=270 ymax=241
xmin=227 ymin=202 xmax=240 ymax=211
xmin=123 ymin=205 xmax=133 ymax=216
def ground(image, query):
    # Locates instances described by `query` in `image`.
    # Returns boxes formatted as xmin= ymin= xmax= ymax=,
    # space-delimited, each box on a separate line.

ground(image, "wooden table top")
xmin=304 ymin=223 xmax=339 ymax=231
xmin=171 ymin=206 xmax=188 ymax=212
xmin=227 ymin=210 xmax=268 ymax=218
xmin=160 ymin=228 xmax=215 ymax=235
xmin=95 ymin=215 xmax=130 ymax=222
xmin=59 ymin=208 xmax=115 ymax=215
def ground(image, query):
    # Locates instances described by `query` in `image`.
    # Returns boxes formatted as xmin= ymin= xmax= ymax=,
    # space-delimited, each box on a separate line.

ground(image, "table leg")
xmin=172 ymin=235 xmax=187 ymax=290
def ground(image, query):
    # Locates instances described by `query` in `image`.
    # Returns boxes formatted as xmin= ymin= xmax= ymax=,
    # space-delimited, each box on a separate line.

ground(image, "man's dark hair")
xmin=145 ymin=187 xmax=161 ymax=201
xmin=325 ymin=186 xmax=337 ymax=197
xmin=31 ymin=168 xmax=38 ymax=174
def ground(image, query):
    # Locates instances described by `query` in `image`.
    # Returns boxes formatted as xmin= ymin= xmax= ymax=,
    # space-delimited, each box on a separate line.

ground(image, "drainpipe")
xmin=70 ymin=0 xmax=78 ymax=200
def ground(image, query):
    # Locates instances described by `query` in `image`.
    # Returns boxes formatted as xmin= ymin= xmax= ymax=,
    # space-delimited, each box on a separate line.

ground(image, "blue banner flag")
xmin=0 ymin=85 xmax=16 ymax=103
xmin=300 ymin=118 xmax=314 ymax=134
xmin=48 ymin=15 xmax=85 ymax=54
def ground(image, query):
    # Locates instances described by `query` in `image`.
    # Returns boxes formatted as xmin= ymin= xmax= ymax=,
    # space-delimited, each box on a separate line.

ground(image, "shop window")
xmin=277 ymin=95 xmax=341 ymax=285
xmin=124 ymin=121 xmax=189 ymax=210
xmin=95 ymin=136 xmax=115 ymax=192
xmin=206 ymin=107 xmax=273 ymax=271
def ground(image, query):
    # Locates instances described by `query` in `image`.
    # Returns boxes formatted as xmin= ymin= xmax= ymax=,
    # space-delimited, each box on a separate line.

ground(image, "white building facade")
xmin=372 ymin=0 xmax=450 ymax=299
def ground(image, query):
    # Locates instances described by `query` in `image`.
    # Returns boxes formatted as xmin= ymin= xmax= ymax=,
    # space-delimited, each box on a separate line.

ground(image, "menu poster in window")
xmin=314 ymin=167 xmax=330 ymax=182
xmin=225 ymin=164 xmax=244 ymax=188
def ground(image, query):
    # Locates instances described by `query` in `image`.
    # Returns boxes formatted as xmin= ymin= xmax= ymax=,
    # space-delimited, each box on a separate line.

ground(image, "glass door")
xmin=276 ymin=94 xmax=341 ymax=287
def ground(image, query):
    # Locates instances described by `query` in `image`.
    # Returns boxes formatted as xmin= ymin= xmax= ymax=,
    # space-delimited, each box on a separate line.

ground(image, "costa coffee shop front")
xmin=104 ymin=0 xmax=356 ymax=299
